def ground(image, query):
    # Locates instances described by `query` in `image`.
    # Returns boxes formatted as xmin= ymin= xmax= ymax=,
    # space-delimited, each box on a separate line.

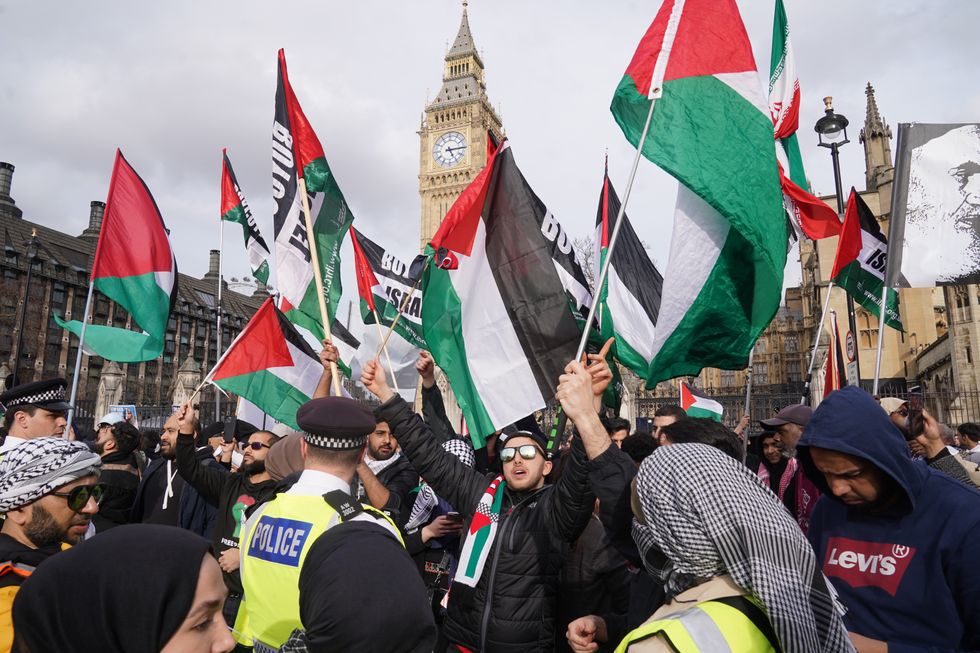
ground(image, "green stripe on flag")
xmin=211 ymin=369 xmax=312 ymax=430
xmin=686 ymin=406 xmax=723 ymax=422
xmin=96 ymin=272 xmax=172 ymax=341
xmin=835 ymin=260 xmax=903 ymax=331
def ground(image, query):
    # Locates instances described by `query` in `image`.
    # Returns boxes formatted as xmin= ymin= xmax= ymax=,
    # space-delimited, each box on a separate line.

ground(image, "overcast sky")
xmin=2 ymin=0 xmax=978 ymax=325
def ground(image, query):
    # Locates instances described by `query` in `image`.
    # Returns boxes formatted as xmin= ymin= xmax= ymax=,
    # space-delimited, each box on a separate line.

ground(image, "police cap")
xmin=296 ymin=397 xmax=375 ymax=450
xmin=0 ymin=378 xmax=71 ymax=415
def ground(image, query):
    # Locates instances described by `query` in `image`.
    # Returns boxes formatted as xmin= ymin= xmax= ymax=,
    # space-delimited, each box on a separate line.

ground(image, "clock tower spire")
xmin=418 ymin=2 xmax=503 ymax=249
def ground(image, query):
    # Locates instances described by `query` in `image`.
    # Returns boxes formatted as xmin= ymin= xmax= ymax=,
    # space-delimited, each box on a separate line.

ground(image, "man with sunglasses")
xmin=90 ymin=420 xmax=141 ymax=532
xmin=0 ymin=378 xmax=71 ymax=453
xmin=362 ymin=355 xmax=618 ymax=653
xmin=0 ymin=437 xmax=101 ymax=652
xmin=171 ymin=403 xmax=280 ymax=650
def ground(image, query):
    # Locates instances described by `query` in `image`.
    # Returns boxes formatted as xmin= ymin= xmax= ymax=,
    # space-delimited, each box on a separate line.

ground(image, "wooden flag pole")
xmin=372 ymin=307 xmax=400 ymax=394
xmin=801 ymin=281 xmax=835 ymax=404
xmin=297 ymin=177 xmax=341 ymax=396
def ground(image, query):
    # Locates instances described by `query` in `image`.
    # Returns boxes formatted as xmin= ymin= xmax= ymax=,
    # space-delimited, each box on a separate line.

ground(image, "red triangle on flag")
xmin=679 ymin=382 xmax=695 ymax=412
xmin=624 ymin=0 xmax=757 ymax=95
xmin=211 ymin=299 xmax=295 ymax=381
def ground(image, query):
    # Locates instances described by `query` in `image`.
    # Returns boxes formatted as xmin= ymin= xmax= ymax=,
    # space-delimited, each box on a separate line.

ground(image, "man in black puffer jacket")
xmin=362 ymin=357 xmax=618 ymax=653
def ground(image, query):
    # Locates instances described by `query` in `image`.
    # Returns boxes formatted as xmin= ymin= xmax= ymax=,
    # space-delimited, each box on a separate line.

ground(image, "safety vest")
xmin=614 ymin=595 xmax=781 ymax=653
xmin=240 ymin=490 xmax=400 ymax=651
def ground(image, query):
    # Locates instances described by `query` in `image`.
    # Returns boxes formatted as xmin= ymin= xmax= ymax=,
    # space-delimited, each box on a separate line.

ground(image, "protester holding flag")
xmin=361 ymin=350 xmax=619 ymax=653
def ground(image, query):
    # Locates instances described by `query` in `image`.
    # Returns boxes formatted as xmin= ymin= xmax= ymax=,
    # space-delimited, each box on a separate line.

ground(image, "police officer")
xmin=0 ymin=379 xmax=71 ymax=452
xmin=239 ymin=396 xmax=401 ymax=653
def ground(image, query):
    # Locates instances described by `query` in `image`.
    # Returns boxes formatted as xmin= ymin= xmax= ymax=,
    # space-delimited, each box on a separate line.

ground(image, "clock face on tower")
xmin=432 ymin=131 xmax=467 ymax=168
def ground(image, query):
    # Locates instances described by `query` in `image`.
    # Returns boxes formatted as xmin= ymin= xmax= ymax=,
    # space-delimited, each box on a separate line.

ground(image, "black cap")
xmin=0 ymin=378 xmax=71 ymax=414
xmin=497 ymin=429 xmax=549 ymax=454
xmin=759 ymin=404 xmax=813 ymax=428
xmin=296 ymin=397 xmax=375 ymax=450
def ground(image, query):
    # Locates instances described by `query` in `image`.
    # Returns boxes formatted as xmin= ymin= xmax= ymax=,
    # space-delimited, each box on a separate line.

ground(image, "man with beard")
xmin=130 ymin=410 xmax=219 ymax=538
xmin=0 ymin=437 xmax=101 ymax=652
xmin=354 ymin=419 xmax=418 ymax=525
xmin=172 ymin=403 xmax=279 ymax=651
xmin=90 ymin=419 xmax=141 ymax=532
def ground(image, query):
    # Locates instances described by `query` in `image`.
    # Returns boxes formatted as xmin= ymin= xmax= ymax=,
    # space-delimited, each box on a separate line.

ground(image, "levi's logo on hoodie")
xmin=824 ymin=537 xmax=916 ymax=596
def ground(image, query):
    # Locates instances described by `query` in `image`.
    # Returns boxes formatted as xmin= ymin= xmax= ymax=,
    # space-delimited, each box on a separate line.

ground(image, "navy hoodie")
xmin=798 ymin=386 xmax=980 ymax=653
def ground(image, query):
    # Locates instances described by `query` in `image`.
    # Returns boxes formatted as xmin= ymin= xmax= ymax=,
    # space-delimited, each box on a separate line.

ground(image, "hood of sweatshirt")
xmin=797 ymin=386 xmax=926 ymax=514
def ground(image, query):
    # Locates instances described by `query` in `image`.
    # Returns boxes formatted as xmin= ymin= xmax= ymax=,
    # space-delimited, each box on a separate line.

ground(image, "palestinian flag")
xmin=823 ymin=310 xmax=847 ymax=398
xmin=350 ymin=227 xmax=426 ymax=350
xmin=831 ymin=189 xmax=902 ymax=331
xmin=680 ymin=382 xmax=723 ymax=422
xmin=221 ymin=150 xmax=271 ymax=284
xmin=205 ymin=298 xmax=323 ymax=430
xmin=273 ymin=49 xmax=353 ymax=341
xmin=610 ymin=0 xmax=787 ymax=387
xmin=768 ymin=0 xmax=841 ymax=241
xmin=594 ymin=163 xmax=663 ymax=382
xmin=56 ymin=150 xmax=177 ymax=362
xmin=422 ymin=141 xmax=581 ymax=445
xmin=283 ymin=304 xmax=360 ymax=380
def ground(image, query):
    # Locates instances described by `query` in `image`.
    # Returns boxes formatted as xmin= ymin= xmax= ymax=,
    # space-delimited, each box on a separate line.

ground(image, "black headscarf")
xmin=13 ymin=524 xmax=211 ymax=653
xmin=299 ymin=520 xmax=436 ymax=653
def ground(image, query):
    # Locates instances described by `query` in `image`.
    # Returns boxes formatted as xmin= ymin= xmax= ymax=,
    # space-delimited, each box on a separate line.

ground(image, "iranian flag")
xmin=594 ymin=162 xmax=664 ymax=382
xmin=680 ymin=382 xmax=723 ymax=421
xmin=823 ymin=310 xmax=847 ymax=398
xmin=221 ymin=150 xmax=271 ymax=285
xmin=273 ymin=49 xmax=353 ymax=341
xmin=204 ymin=298 xmax=323 ymax=430
xmin=610 ymin=0 xmax=787 ymax=387
xmin=769 ymin=0 xmax=841 ymax=241
xmin=422 ymin=140 xmax=581 ymax=445
xmin=831 ymin=189 xmax=903 ymax=331
xmin=56 ymin=150 xmax=177 ymax=362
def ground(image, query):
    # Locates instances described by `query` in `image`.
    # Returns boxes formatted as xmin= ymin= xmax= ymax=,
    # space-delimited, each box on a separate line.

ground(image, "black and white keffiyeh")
xmin=404 ymin=438 xmax=475 ymax=531
xmin=632 ymin=443 xmax=853 ymax=653
xmin=0 ymin=437 xmax=101 ymax=512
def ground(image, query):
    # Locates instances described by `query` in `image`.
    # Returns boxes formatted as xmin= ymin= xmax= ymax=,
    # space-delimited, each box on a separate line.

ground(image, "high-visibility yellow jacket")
xmin=614 ymin=576 xmax=780 ymax=653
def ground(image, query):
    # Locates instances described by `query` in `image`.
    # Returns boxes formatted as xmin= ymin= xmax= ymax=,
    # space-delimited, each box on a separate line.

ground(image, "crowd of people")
xmin=0 ymin=342 xmax=979 ymax=653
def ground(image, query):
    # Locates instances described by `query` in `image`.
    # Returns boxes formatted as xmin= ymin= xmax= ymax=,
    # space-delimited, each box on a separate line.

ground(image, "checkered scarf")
xmin=453 ymin=475 xmax=505 ymax=588
xmin=405 ymin=438 xmax=476 ymax=531
xmin=0 ymin=437 xmax=101 ymax=512
xmin=632 ymin=444 xmax=853 ymax=653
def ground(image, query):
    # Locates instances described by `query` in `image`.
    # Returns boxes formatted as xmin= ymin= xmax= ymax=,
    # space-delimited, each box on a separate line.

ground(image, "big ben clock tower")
xmin=418 ymin=1 xmax=503 ymax=249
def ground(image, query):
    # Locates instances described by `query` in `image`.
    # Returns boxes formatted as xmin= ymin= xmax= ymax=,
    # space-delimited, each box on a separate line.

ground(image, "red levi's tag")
xmin=823 ymin=537 xmax=916 ymax=597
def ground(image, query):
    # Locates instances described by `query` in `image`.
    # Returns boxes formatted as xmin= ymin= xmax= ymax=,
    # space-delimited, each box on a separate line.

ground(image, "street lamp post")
xmin=11 ymin=229 xmax=39 ymax=388
xmin=815 ymin=96 xmax=862 ymax=386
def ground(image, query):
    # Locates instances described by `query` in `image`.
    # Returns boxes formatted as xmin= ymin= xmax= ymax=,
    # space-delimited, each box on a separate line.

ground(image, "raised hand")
xmin=318 ymin=340 xmax=339 ymax=369
xmin=361 ymin=358 xmax=394 ymax=403
xmin=416 ymin=351 xmax=436 ymax=388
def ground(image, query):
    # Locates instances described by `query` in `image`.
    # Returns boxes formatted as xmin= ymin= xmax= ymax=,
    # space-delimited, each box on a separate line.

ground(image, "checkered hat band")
xmin=15 ymin=387 xmax=67 ymax=407
xmin=302 ymin=432 xmax=366 ymax=451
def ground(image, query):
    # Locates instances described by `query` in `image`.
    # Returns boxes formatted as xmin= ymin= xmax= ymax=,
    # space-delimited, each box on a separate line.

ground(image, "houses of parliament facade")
xmin=1 ymin=5 xmax=977 ymax=423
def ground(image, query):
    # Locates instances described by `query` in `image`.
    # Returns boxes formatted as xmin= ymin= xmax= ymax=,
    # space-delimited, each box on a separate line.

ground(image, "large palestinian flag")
xmin=205 ymin=298 xmax=323 ymax=430
xmin=831 ymin=189 xmax=902 ymax=331
xmin=273 ymin=49 xmax=352 ymax=341
xmin=610 ymin=0 xmax=787 ymax=387
xmin=594 ymin=164 xmax=663 ymax=382
xmin=221 ymin=150 xmax=271 ymax=285
xmin=422 ymin=141 xmax=581 ymax=445
xmin=56 ymin=150 xmax=177 ymax=362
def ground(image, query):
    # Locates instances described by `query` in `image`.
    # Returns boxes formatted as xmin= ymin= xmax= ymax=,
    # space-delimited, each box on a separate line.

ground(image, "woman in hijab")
xmin=623 ymin=443 xmax=853 ymax=653
xmin=13 ymin=524 xmax=235 ymax=653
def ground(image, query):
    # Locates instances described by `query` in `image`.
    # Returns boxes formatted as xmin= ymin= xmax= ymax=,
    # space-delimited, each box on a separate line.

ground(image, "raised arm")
xmin=313 ymin=341 xmax=339 ymax=399
xmin=417 ymin=351 xmax=456 ymax=443
xmin=173 ymin=401 xmax=227 ymax=505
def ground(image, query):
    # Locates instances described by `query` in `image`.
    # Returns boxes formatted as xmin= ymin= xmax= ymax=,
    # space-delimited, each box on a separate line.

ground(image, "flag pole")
xmin=741 ymin=348 xmax=755 ymax=463
xmin=66 ymin=279 xmax=96 ymax=435
xmin=871 ymin=283 xmax=889 ymax=395
xmin=374 ymin=258 xmax=429 ymax=359
xmin=297 ymin=177 xmax=341 ymax=396
xmin=574 ymin=98 xmax=659 ymax=361
xmin=215 ymin=220 xmax=224 ymax=423
xmin=801 ymin=281 xmax=835 ymax=404
xmin=372 ymin=308 xmax=400 ymax=394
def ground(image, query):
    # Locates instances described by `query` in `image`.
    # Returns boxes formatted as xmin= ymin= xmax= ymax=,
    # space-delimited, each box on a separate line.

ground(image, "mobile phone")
xmin=222 ymin=416 xmax=237 ymax=444
xmin=907 ymin=393 xmax=924 ymax=438
xmin=445 ymin=512 xmax=464 ymax=524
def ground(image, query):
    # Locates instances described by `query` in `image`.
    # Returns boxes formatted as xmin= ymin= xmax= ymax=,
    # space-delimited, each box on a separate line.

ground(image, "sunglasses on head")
xmin=246 ymin=442 xmax=271 ymax=451
xmin=499 ymin=444 xmax=542 ymax=463
xmin=51 ymin=483 xmax=106 ymax=512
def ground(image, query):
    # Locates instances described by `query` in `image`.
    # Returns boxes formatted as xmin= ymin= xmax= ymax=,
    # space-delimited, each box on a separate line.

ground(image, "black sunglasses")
xmin=50 ymin=484 xmax=106 ymax=511
xmin=246 ymin=442 xmax=271 ymax=451
xmin=499 ymin=444 xmax=541 ymax=463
